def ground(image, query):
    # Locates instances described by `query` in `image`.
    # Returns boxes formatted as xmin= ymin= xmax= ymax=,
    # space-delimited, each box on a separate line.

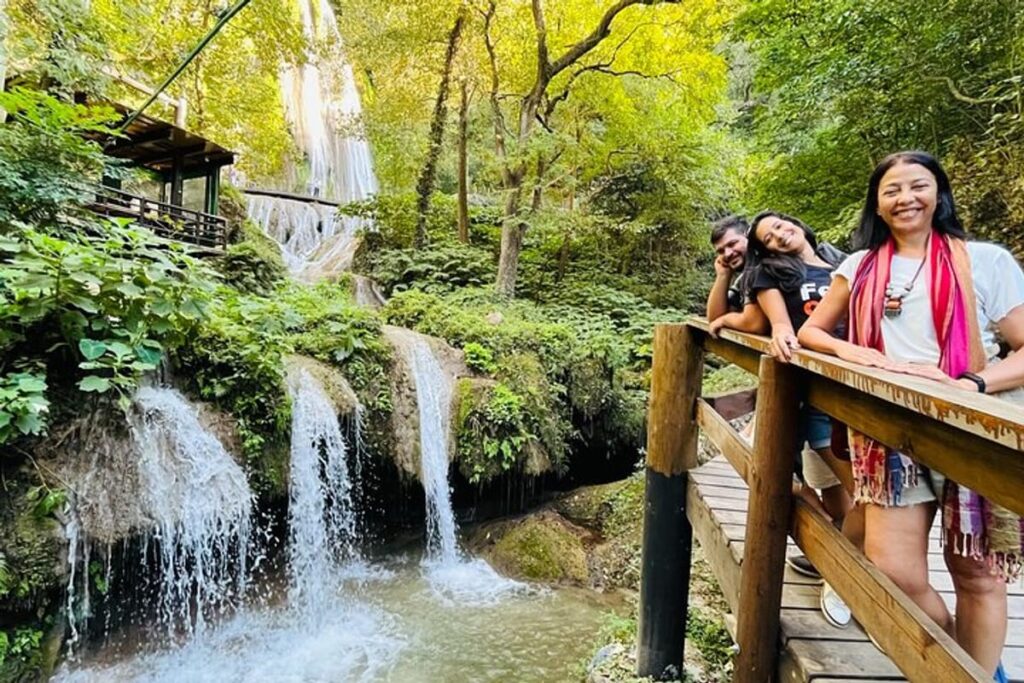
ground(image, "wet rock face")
xmin=381 ymin=325 xmax=469 ymax=480
xmin=284 ymin=355 xmax=359 ymax=415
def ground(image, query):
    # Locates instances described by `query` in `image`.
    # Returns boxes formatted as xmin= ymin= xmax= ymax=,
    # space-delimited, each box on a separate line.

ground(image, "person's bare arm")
xmin=706 ymin=257 xmax=733 ymax=320
xmin=799 ymin=277 xmax=890 ymax=367
xmin=898 ymin=304 xmax=1024 ymax=393
xmin=709 ymin=303 xmax=768 ymax=337
xmin=756 ymin=289 xmax=800 ymax=362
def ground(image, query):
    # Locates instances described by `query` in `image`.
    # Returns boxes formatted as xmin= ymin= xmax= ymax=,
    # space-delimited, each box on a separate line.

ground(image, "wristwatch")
xmin=958 ymin=372 xmax=986 ymax=394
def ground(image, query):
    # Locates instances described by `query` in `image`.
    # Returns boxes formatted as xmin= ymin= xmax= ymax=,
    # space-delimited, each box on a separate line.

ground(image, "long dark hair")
xmin=747 ymin=211 xmax=823 ymax=292
xmin=853 ymin=150 xmax=967 ymax=250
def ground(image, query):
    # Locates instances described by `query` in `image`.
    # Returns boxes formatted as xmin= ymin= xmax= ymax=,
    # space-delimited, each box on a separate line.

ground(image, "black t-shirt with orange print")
xmin=750 ymin=263 xmax=845 ymax=336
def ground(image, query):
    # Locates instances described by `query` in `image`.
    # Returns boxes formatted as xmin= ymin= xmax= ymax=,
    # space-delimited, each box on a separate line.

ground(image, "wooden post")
xmin=637 ymin=323 xmax=703 ymax=679
xmin=733 ymin=356 xmax=800 ymax=682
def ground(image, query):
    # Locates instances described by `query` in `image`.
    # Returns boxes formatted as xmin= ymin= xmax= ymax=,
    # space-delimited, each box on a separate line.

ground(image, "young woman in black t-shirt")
xmin=742 ymin=210 xmax=861 ymax=628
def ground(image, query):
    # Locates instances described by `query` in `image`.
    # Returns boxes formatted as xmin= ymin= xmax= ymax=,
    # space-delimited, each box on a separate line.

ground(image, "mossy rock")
xmin=553 ymin=480 xmax=632 ymax=531
xmin=480 ymin=511 xmax=590 ymax=584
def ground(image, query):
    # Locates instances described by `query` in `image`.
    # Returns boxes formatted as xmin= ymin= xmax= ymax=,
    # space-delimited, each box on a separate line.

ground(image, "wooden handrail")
xmin=636 ymin=319 xmax=1022 ymax=683
xmin=85 ymin=184 xmax=228 ymax=250
xmin=688 ymin=317 xmax=1024 ymax=517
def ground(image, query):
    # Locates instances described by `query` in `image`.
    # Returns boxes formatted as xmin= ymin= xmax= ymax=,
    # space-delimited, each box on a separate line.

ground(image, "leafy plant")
xmin=0 ymin=87 xmax=119 ymax=226
xmin=462 ymin=342 xmax=497 ymax=374
xmin=0 ymin=372 xmax=50 ymax=444
xmin=0 ymin=222 xmax=215 ymax=421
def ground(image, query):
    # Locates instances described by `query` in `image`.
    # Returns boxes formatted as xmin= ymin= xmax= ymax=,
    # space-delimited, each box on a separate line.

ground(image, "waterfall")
xmin=247 ymin=0 xmax=377 ymax=281
xmin=404 ymin=337 xmax=460 ymax=563
xmin=63 ymin=387 xmax=256 ymax=644
xmin=285 ymin=367 xmax=357 ymax=608
xmin=130 ymin=387 xmax=256 ymax=634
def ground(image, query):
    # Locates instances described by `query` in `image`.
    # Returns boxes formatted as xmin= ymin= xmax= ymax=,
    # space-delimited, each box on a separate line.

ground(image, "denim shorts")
xmin=800 ymin=406 xmax=832 ymax=451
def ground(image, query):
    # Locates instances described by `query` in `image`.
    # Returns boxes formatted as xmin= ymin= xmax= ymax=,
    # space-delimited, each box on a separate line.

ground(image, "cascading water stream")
xmin=397 ymin=333 xmax=529 ymax=605
xmin=131 ymin=388 xmax=256 ymax=634
xmin=406 ymin=338 xmax=459 ymax=563
xmin=247 ymin=0 xmax=377 ymax=282
xmin=62 ymin=386 xmax=256 ymax=649
xmin=285 ymin=367 xmax=357 ymax=606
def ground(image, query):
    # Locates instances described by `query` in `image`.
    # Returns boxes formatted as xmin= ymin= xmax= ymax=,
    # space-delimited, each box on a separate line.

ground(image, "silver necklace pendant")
xmin=884 ymin=295 xmax=904 ymax=318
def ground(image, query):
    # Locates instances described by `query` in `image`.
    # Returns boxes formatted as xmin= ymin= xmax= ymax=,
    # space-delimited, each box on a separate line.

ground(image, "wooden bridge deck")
xmin=689 ymin=455 xmax=1024 ymax=682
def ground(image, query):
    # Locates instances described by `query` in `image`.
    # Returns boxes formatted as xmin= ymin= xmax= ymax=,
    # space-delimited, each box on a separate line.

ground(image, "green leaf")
xmin=78 ymin=338 xmax=107 ymax=360
xmin=78 ymin=376 xmax=111 ymax=393
xmin=106 ymin=341 xmax=132 ymax=359
xmin=14 ymin=413 xmax=42 ymax=435
xmin=115 ymin=282 xmax=144 ymax=297
xmin=135 ymin=345 xmax=163 ymax=366
xmin=16 ymin=376 xmax=46 ymax=393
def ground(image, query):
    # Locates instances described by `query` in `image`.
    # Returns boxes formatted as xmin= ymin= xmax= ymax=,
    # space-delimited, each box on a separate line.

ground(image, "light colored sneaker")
xmin=820 ymin=582 xmax=852 ymax=628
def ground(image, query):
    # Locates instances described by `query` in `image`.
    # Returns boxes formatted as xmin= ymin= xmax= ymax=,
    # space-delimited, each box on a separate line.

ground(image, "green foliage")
xmin=0 ymin=88 xmax=119 ymax=226
xmin=686 ymin=606 xmax=734 ymax=677
xmin=461 ymin=342 xmax=497 ymax=374
xmin=735 ymin=0 xmax=1024 ymax=255
xmin=365 ymin=242 xmax=494 ymax=295
xmin=8 ymin=0 xmax=108 ymax=95
xmin=0 ymin=626 xmax=44 ymax=681
xmin=703 ymin=364 xmax=756 ymax=395
xmin=214 ymin=220 xmax=288 ymax=296
xmin=457 ymin=380 xmax=539 ymax=484
xmin=0 ymin=222 xmax=215 ymax=425
xmin=0 ymin=372 xmax=50 ymax=444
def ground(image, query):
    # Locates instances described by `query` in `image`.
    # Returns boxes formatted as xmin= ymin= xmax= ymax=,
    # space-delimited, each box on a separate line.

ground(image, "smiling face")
xmin=753 ymin=215 xmax=808 ymax=256
xmin=713 ymin=228 xmax=748 ymax=270
xmin=876 ymin=162 xmax=938 ymax=236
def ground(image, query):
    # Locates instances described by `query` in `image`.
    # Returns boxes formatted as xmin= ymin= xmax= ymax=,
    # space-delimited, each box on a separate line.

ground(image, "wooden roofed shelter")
xmin=88 ymin=100 xmax=235 ymax=250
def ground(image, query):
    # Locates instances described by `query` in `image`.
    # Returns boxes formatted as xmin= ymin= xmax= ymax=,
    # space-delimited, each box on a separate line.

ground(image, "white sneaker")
xmin=820 ymin=582 xmax=852 ymax=628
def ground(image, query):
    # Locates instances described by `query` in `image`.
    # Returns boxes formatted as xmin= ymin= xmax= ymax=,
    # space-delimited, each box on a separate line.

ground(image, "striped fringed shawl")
xmin=847 ymin=232 xmax=1023 ymax=581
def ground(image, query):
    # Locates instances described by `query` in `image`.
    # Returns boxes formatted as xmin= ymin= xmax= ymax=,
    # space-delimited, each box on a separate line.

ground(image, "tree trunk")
xmin=457 ymin=78 xmax=470 ymax=244
xmin=414 ymin=9 xmax=466 ymax=248
xmin=0 ymin=0 xmax=7 ymax=123
xmin=531 ymin=156 xmax=545 ymax=212
xmin=496 ymin=184 xmax=526 ymax=297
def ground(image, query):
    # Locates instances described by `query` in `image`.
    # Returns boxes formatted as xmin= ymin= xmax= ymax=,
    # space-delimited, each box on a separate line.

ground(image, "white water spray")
xmin=285 ymin=367 xmax=357 ymax=606
xmin=131 ymin=387 xmax=256 ymax=634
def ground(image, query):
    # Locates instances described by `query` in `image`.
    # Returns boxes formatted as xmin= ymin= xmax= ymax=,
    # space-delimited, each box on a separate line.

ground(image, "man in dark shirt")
xmin=705 ymin=216 xmax=767 ymax=335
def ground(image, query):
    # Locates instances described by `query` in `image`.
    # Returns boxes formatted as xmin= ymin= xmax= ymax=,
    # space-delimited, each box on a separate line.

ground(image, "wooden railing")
xmin=636 ymin=319 xmax=1024 ymax=682
xmin=86 ymin=184 xmax=228 ymax=250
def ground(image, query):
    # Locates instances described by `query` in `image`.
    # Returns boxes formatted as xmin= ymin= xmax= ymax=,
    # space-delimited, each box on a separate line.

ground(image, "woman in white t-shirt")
xmin=798 ymin=150 xmax=1024 ymax=681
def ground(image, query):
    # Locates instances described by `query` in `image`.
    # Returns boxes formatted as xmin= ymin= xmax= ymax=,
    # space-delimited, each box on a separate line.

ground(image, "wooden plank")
xmin=734 ymin=357 xmax=802 ymax=682
xmin=689 ymin=472 xmax=751 ymax=491
xmin=697 ymin=398 xmax=752 ymax=483
xmin=704 ymin=495 xmax=752 ymax=512
xmin=791 ymin=499 xmax=988 ymax=682
xmin=687 ymin=477 xmax=742 ymax=615
xmin=691 ymin=484 xmax=749 ymax=501
xmin=785 ymin=639 xmax=905 ymax=680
